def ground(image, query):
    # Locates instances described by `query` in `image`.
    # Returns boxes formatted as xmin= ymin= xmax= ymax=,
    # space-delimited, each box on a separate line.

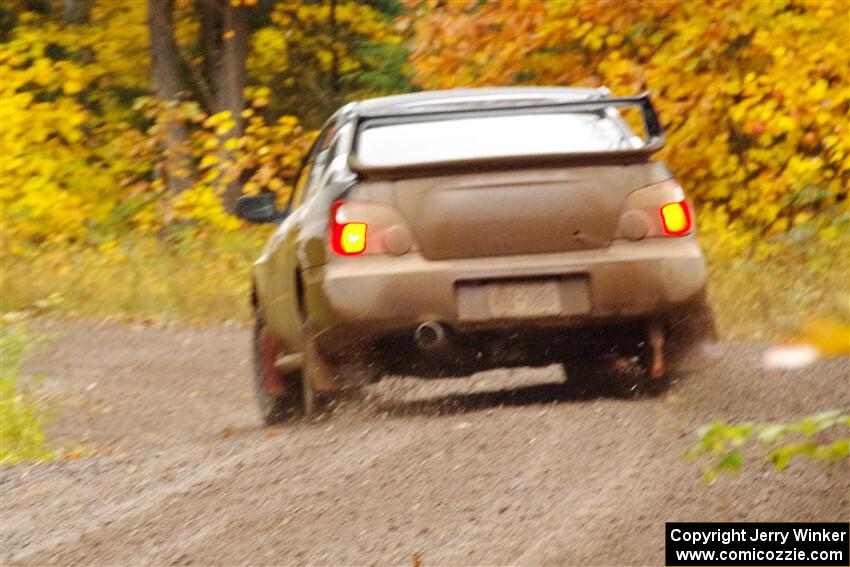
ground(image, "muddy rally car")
xmin=237 ymin=87 xmax=715 ymax=424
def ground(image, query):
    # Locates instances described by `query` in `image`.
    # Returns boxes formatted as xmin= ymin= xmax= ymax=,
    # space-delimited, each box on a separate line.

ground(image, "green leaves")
xmin=688 ymin=411 xmax=850 ymax=483
xmin=0 ymin=323 xmax=52 ymax=464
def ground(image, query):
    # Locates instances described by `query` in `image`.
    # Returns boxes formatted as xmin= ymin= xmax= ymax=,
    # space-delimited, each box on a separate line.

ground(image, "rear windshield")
xmin=355 ymin=111 xmax=642 ymax=167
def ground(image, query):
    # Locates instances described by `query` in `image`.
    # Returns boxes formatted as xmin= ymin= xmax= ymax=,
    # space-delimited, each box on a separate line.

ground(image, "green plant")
xmin=0 ymin=322 xmax=53 ymax=464
xmin=687 ymin=410 xmax=850 ymax=483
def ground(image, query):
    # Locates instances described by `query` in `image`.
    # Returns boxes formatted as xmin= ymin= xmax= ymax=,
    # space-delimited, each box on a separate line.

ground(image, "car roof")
xmin=346 ymin=87 xmax=605 ymax=119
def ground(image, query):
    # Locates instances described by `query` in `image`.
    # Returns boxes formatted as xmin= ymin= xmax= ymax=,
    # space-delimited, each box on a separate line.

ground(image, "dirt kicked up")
xmin=1 ymin=319 xmax=848 ymax=566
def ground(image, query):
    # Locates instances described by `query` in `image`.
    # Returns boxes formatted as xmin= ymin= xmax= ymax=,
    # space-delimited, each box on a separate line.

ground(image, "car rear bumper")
xmin=302 ymin=236 xmax=707 ymax=350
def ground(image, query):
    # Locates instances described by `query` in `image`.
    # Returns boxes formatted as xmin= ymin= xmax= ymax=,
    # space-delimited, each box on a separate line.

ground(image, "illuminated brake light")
xmin=660 ymin=201 xmax=692 ymax=236
xmin=330 ymin=201 xmax=368 ymax=255
xmin=340 ymin=222 xmax=367 ymax=254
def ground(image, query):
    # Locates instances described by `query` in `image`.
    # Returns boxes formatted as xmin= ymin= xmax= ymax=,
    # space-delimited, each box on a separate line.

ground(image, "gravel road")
xmin=2 ymin=319 xmax=848 ymax=566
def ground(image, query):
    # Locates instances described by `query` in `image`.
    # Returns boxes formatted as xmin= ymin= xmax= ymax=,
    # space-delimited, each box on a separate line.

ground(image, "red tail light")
xmin=330 ymin=201 xmax=368 ymax=255
xmin=659 ymin=200 xmax=692 ymax=236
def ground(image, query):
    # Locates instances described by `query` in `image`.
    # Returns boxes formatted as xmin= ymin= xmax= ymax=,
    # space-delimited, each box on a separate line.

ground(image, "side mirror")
xmin=236 ymin=193 xmax=281 ymax=224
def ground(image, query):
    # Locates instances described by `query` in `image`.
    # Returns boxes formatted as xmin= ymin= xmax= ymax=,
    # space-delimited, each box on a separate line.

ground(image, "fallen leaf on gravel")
xmin=265 ymin=427 xmax=279 ymax=438
xmin=276 ymin=518 xmax=290 ymax=528
xmin=221 ymin=426 xmax=234 ymax=438
xmin=63 ymin=445 xmax=91 ymax=460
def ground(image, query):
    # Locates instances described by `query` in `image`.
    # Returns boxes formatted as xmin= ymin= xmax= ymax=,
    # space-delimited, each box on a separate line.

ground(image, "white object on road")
xmin=762 ymin=343 xmax=820 ymax=370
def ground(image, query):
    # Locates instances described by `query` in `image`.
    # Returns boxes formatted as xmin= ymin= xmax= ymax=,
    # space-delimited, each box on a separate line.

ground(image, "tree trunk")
xmin=198 ymin=0 xmax=248 ymax=214
xmin=63 ymin=0 xmax=91 ymax=24
xmin=147 ymin=0 xmax=194 ymax=195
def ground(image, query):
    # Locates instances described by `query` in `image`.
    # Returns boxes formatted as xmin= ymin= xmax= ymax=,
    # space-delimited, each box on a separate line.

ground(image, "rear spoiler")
xmin=348 ymin=92 xmax=665 ymax=178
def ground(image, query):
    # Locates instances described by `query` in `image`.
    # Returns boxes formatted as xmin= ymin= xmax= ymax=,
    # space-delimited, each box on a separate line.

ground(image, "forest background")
xmin=1 ymin=0 xmax=847 ymax=340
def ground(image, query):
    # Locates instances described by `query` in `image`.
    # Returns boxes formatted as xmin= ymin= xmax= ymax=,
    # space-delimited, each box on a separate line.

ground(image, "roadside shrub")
xmin=699 ymin=209 xmax=849 ymax=340
xmin=688 ymin=410 xmax=850 ymax=483
xmin=0 ymin=322 xmax=52 ymax=464
xmin=1 ymin=229 xmax=267 ymax=323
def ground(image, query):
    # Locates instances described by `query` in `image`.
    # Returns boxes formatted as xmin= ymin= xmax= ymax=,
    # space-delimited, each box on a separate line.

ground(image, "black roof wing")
xmin=349 ymin=92 xmax=665 ymax=177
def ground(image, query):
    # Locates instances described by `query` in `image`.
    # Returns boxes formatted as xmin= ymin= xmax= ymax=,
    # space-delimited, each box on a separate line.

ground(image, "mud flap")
xmin=665 ymin=292 xmax=718 ymax=373
xmin=647 ymin=322 xmax=666 ymax=379
xmin=302 ymin=322 xmax=336 ymax=416
xmin=259 ymin=329 xmax=287 ymax=397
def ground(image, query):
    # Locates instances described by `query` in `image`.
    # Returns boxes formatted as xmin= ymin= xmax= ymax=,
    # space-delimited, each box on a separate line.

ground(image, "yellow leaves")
xmin=814 ymin=109 xmax=832 ymax=126
xmin=142 ymin=102 xmax=315 ymax=232
xmin=809 ymin=78 xmax=829 ymax=100
xmin=793 ymin=211 xmax=813 ymax=226
xmin=5 ymin=0 xmax=846 ymax=252
xmin=254 ymin=1 xmax=402 ymax=92
xmin=202 ymin=111 xmax=238 ymax=136
xmin=802 ymin=320 xmax=850 ymax=356
xmin=822 ymin=134 xmax=840 ymax=149
xmin=172 ymin=185 xmax=242 ymax=232
xmin=580 ymin=25 xmax=609 ymax=50
xmin=199 ymin=154 xmax=220 ymax=170
xmin=203 ymin=111 xmax=233 ymax=129
xmin=720 ymin=79 xmax=741 ymax=96
xmin=407 ymin=0 xmax=850 ymax=232
xmin=62 ymin=80 xmax=83 ymax=95
xmin=315 ymin=49 xmax=333 ymax=70
xmin=97 ymin=240 xmax=128 ymax=263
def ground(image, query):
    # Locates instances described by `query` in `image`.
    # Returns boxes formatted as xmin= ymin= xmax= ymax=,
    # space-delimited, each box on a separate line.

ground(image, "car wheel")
xmin=253 ymin=310 xmax=304 ymax=425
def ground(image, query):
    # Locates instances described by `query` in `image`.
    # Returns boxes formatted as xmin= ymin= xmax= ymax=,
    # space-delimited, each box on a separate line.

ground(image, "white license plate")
xmin=486 ymin=280 xmax=562 ymax=318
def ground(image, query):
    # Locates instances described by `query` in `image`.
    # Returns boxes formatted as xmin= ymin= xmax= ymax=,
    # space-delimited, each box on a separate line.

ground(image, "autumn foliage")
xmin=406 ymin=0 xmax=848 ymax=241
xmin=1 ymin=0 xmax=847 ymax=330
xmin=1 ymin=1 xmax=408 ymax=244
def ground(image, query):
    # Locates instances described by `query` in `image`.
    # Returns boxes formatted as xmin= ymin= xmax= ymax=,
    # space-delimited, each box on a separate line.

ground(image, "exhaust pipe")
xmin=414 ymin=321 xmax=447 ymax=350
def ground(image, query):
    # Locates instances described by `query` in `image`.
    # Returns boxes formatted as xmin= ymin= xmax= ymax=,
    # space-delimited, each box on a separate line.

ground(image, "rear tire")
xmin=252 ymin=310 xmax=304 ymax=425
